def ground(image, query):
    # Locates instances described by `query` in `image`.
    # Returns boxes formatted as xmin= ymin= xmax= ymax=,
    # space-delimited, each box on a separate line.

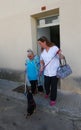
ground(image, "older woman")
xmin=25 ymin=49 xmax=40 ymax=94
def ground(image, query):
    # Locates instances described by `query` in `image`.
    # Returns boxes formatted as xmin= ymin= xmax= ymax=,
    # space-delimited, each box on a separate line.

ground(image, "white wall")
xmin=0 ymin=13 xmax=33 ymax=70
xmin=0 ymin=0 xmax=81 ymax=92
xmin=0 ymin=0 xmax=81 ymax=70
xmin=60 ymin=0 xmax=81 ymax=76
xmin=0 ymin=0 xmax=45 ymax=70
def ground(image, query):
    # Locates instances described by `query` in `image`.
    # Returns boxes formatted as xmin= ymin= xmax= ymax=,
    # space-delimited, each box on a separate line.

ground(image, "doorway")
xmin=37 ymin=25 xmax=60 ymax=54
xmin=50 ymin=25 xmax=60 ymax=48
xmin=37 ymin=16 xmax=60 ymax=88
xmin=37 ymin=14 xmax=60 ymax=52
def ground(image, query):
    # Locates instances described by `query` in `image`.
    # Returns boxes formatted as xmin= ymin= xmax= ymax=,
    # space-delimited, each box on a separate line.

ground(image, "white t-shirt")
xmin=40 ymin=46 xmax=59 ymax=77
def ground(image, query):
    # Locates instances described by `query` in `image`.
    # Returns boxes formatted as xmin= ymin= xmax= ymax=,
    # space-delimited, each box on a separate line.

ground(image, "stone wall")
xmin=0 ymin=69 xmax=25 ymax=82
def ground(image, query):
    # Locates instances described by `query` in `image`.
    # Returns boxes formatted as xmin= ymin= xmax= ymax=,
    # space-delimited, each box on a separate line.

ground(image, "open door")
xmin=37 ymin=15 xmax=60 ymax=89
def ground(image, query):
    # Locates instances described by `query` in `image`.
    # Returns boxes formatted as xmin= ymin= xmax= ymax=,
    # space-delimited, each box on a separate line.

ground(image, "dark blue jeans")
xmin=44 ymin=76 xmax=58 ymax=101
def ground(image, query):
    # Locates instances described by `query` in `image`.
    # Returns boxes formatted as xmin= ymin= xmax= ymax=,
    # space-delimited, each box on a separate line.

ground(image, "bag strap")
xmin=43 ymin=49 xmax=61 ymax=69
xmin=59 ymin=56 xmax=66 ymax=66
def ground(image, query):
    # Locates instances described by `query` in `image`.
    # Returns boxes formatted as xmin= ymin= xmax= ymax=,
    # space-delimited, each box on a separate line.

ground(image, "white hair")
xmin=27 ymin=49 xmax=34 ymax=55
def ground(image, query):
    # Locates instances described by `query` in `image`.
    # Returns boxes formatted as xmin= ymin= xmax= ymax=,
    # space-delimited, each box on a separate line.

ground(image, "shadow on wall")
xmin=0 ymin=69 xmax=25 ymax=82
xmin=61 ymin=76 xmax=81 ymax=94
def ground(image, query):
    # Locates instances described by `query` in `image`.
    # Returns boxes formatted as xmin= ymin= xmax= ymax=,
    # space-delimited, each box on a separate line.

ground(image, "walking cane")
xmin=24 ymin=68 xmax=31 ymax=96
xmin=24 ymin=70 xmax=27 ymax=96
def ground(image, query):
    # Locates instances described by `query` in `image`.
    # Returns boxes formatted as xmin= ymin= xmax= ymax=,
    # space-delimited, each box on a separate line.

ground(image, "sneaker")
xmin=45 ymin=94 xmax=49 ymax=99
xmin=50 ymin=101 xmax=56 ymax=106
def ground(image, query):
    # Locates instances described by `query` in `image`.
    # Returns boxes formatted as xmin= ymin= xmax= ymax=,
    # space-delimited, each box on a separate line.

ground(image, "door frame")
xmin=31 ymin=8 xmax=59 ymax=53
xmin=31 ymin=8 xmax=61 ymax=88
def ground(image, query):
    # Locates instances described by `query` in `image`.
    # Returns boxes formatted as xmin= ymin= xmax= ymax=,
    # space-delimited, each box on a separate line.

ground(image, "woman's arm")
xmin=40 ymin=60 xmax=44 ymax=74
xmin=57 ymin=49 xmax=65 ymax=59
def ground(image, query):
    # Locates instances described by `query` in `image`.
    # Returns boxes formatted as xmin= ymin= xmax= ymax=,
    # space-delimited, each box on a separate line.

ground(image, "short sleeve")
xmin=34 ymin=55 xmax=40 ymax=64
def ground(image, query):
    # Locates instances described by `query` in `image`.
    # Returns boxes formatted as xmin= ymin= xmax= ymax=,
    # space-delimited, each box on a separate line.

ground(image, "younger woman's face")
xmin=38 ymin=41 xmax=46 ymax=49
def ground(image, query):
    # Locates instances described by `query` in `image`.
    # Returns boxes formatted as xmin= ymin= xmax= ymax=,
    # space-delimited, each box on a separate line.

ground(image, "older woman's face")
xmin=38 ymin=41 xmax=46 ymax=49
xmin=27 ymin=53 xmax=34 ymax=60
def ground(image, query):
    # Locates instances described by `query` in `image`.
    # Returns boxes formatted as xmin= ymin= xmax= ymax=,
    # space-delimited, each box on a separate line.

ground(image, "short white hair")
xmin=27 ymin=49 xmax=34 ymax=55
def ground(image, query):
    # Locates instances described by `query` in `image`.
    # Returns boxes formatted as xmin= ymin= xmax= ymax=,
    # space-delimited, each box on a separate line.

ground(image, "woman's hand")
xmin=57 ymin=49 xmax=65 ymax=59
xmin=40 ymin=60 xmax=44 ymax=75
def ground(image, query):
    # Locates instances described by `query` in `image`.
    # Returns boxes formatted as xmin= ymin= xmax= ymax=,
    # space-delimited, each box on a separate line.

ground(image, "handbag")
xmin=56 ymin=57 xmax=72 ymax=79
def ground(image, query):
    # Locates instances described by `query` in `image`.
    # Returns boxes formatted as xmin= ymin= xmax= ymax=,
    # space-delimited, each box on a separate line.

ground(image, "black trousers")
xmin=44 ymin=76 xmax=58 ymax=101
xmin=30 ymin=80 xmax=37 ymax=94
